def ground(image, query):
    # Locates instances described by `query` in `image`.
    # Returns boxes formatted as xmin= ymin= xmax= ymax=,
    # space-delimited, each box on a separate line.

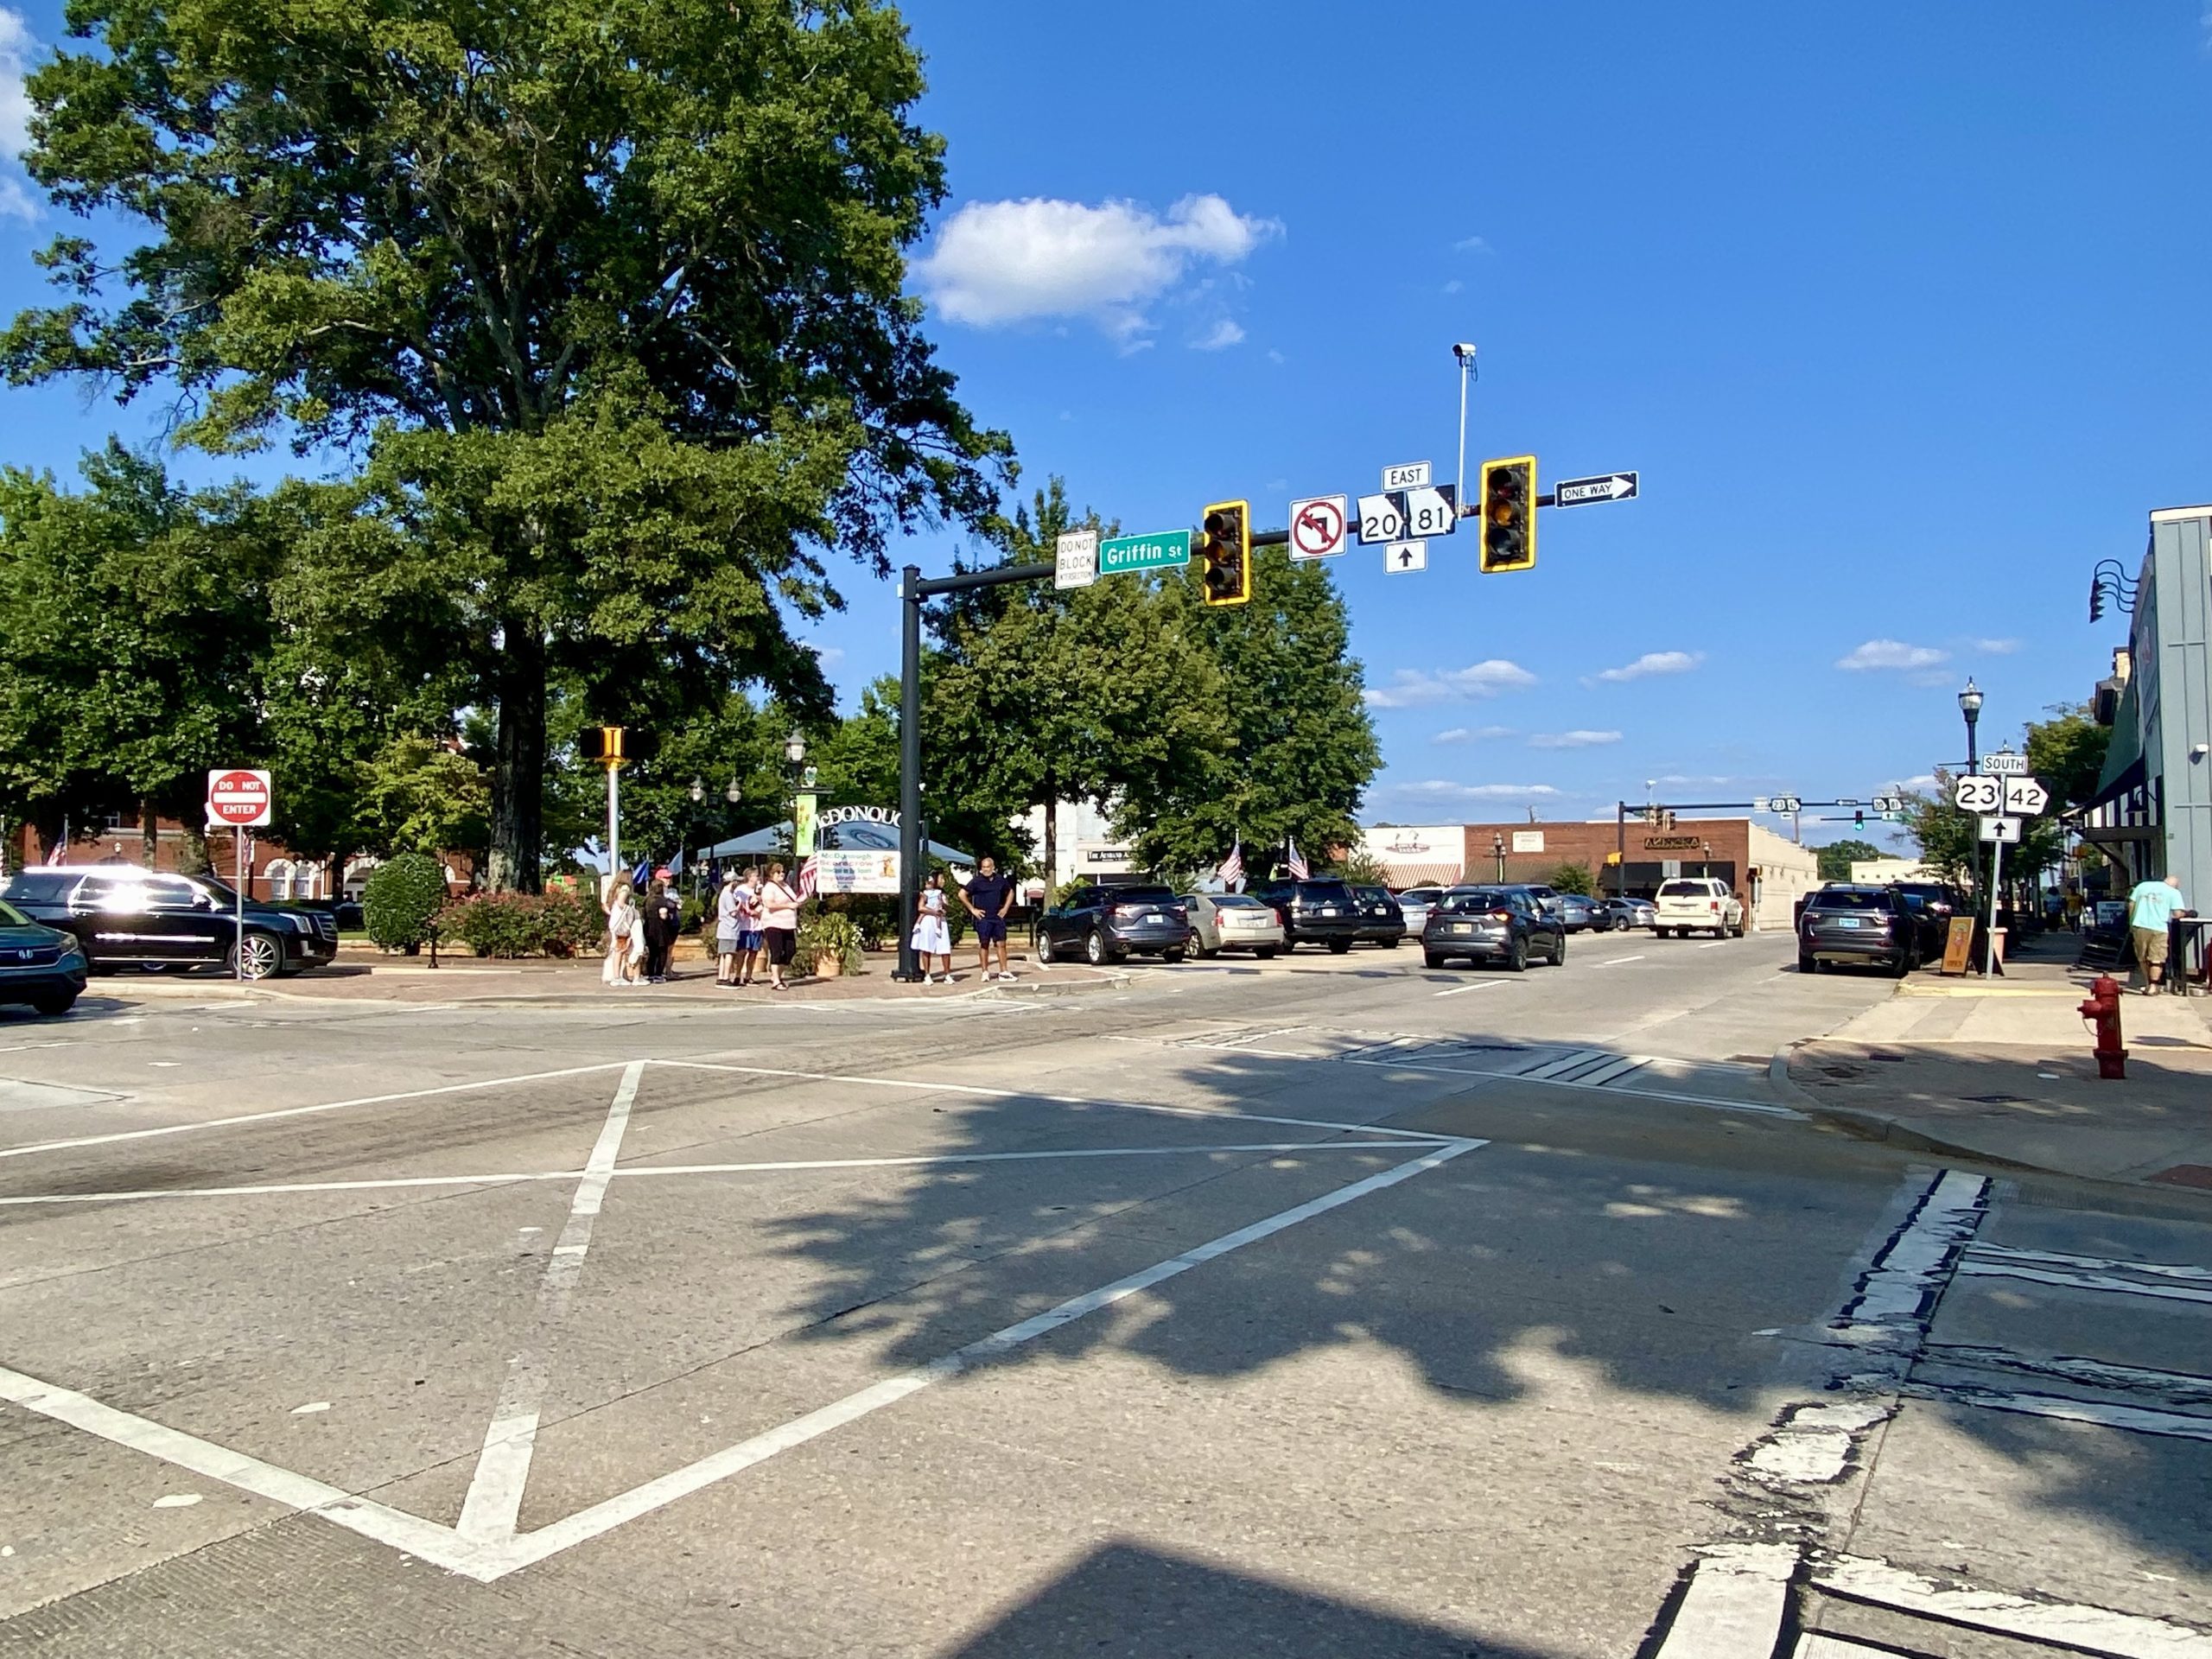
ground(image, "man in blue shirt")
xmin=2127 ymin=873 xmax=2184 ymax=993
xmin=961 ymin=856 xmax=1017 ymax=983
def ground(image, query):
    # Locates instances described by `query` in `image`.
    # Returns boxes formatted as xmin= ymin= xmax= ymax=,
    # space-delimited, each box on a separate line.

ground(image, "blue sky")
xmin=3 ymin=3 xmax=2209 ymax=847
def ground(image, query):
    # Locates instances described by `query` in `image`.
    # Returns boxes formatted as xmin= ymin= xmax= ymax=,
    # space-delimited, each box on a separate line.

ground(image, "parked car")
xmin=1888 ymin=880 xmax=1965 ymax=960
xmin=1654 ymin=876 xmax=1745 ymax=939
xmin=0 ymin=896 xmax=88 ymax=1014
xmin=1351 ymin=885 xmax=1406 ymax=947
xmin=1799 ymin=885 xmax=1918 ymax=976
xmin=1033 ymin=883 xmax=1193 ymax=966
xmin=1 ymin=868 xmax=339 ymax=980
xmin=1552 ymin=893 xmax=1599 ymax=932
xmin=1595 ymin=896 xmax=1655 ymax=931
xmin=1180 ymin=892 xmax=1284 ymax=959
xmin=1394 ymin=887 xmax=1439 ymax=935
xmin=1516 ymin=883 xmax=1563 ymax=918
xmin=1247 ymin=878 xmax=1363 ymax=953
xmin=1421 ymin=886 xmax=1567 ymax=971
xmin=301 ymin=896 xmax=365 ymax=931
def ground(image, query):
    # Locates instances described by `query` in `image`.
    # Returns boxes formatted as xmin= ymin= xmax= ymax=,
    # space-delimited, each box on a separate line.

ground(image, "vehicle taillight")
xmin=1491 ymin=910 xmax=1512 ymax=923
xmin=1709 ymin=900 xmax=1720 ymax=912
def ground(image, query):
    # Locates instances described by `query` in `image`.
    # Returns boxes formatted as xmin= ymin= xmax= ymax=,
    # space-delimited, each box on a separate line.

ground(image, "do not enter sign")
xmin=207 ymin=768 xmax=274 ymax=828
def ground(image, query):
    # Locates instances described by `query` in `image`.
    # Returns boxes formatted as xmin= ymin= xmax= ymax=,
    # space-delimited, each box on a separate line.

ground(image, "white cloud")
xmin=1392 ymin=780 xmax=1562 ymax=802
xmin=1588 ymin=650 xmax=1703 ymax=685
xmin=0 ymin=8 xmax=35 ymax=221
xmin=1453 ymin=235 xmax=1491 ymax=254
xmin=1899 ymin=773 xmax=1939 ymax=791
xmin=807 ymin=644 xmax=845 ymax=669
xmin=1192 ymin=318 xmax=1245 ymax=351
xmin=914 ymin=194 xmax=1278 ymax=344
xmin=1363 ymin=660 xmax=1537 ymax=709
xmin=1441 ymin=278 xmax=1465 ymax=295
xmin=1836 ymin=639 xmax=1949 ymax=672
xmin=1434 ymin=725 xmax=1515 ymax=745
xmin=1967 ymin=637 xmax=2022 ymax=655
xmin=1528 ymin=729 xmax=1623 ymax=749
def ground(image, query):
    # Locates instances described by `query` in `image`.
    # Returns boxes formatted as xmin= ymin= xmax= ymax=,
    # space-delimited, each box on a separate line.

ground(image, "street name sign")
xmin=1980 ymin=814 xmax=2022 ymax=844
xmin=1356 ymin=492 xmax=1406 ymax=545
xmin=1287 ymin=494 xmax=1349 ymax=561
xmin=1384 ymin=539 xmax=1427 ymax=573
xmin=1952 ymin=775 xmax=2005 ymax=814
xmin=1382 ymin=461 xmax=1431 ymax=491
xmin=207 ymin=768 xmax=273 ymax=828
xmin=1402 ymin=484 xmax=1458 ymax=537
xmin=1098 ymin=528 xmax=1192 ymax=576
xmin=2002 ymin=777 xmax=2050 ymax=815
xmin=1054 ymin=529 xmax=1098 ymax=590
xmin=1837 ymin=797 xmax=1860 ymax=808
xmin=1983 ymin=751 xmax=2028 ymax=776
xmin=1552 ymin=471 xmax=1639 ymax=507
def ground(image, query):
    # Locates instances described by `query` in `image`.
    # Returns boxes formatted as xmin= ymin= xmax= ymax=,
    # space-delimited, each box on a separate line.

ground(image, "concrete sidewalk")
xmin=1778 ymin=938 xmax=2212 ymax=1189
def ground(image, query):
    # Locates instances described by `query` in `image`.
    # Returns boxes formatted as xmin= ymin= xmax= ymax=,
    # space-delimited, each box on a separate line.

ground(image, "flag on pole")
xmin=1286 ymin=837 xmax=1308 ymax=880
xmin=1217 ymin=838 xmax=1243 ymax=892
xmin=798 ymin=853 xmax=820 ymax=899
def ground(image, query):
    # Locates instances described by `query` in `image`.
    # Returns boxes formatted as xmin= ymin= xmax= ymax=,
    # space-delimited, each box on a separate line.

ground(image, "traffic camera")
xmin=1199 ymin=499 xmax=1251 ymax=607
xmin=1478 ymin=456 xmax=1536 ymax=573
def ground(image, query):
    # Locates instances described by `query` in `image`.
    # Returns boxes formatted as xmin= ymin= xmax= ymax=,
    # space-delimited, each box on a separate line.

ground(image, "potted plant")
xmin=796 ymin=911 xmax=864 ymax=979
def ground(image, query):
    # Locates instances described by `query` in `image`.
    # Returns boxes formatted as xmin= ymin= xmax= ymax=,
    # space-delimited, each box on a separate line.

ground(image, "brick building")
xmin=1362 ymin=817 xmax=1820 ymax=931
xmin=7 ymin=815 xmax=474 ymax=900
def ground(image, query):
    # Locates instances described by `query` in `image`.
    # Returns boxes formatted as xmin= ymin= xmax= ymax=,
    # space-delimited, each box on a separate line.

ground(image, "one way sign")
xmin=1553 ymin=472 xmax=1638 ymax=507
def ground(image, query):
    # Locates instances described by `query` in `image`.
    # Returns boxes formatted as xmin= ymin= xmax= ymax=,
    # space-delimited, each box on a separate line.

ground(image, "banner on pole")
xmin=810 ymin=849 xmax=899 ymax=895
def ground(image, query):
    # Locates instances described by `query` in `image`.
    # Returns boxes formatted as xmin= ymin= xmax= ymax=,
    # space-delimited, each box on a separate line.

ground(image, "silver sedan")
xmin=1180 ymin=893 xmax=1287 ymax=959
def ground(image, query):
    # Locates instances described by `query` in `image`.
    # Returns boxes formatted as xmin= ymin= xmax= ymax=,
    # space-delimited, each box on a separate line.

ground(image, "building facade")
xmin=7 ymin=817 xmax=474 ymax=899
xmin=2081 ymin=504 xmax=2212 ymax=906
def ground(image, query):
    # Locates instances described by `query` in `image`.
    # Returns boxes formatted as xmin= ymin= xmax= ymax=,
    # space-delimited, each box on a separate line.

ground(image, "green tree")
xmin=1815 ymin=838 xmax=1883 ymax=881
xmin=2024 ymin=702 xmax=2110 ymax=809
xmin=7 ymin=0 xmax=1009 ymax=890
xmin=355 ymin=735 xmax=492 ymax=862
xmin=1548 ymin=861 xmax=1595 ymax=897
xmin=1901 ymin=774 xmax=1976 ymax=889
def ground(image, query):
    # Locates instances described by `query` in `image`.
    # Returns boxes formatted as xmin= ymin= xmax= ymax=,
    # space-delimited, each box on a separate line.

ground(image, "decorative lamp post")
xmin=1960 ymin=678 xmax=1985 ymax=895
xmin=784 ymin=729 xmax=807 ymax=857
xmin=1492 ymin=831 xmax=1506 ymax=882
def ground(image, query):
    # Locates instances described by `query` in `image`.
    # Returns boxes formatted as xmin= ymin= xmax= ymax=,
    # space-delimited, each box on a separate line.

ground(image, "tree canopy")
xmin=1815 ymin=838 xmax=1883 ymax=881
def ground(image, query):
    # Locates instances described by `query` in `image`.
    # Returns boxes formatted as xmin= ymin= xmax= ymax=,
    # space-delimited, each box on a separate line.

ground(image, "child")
xmin=912 ymin=870 xmax=954 ymax=983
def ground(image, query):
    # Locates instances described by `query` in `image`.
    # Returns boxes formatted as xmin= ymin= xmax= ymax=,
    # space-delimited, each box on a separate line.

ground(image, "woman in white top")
xmin=603 ymin=880 xmax=640 ymax=988
xmin=715 ymin=874 xmax=743 ymax=986
xmin=911 ymin=869 xmax=953 ymax=982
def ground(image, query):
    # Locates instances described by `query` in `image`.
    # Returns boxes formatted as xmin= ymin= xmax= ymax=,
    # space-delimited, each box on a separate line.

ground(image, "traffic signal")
xmin=576 ymin=727 xmax=658 ymax=765
xmin=1854 ymin=810 xmax=1866 ymax=829
xmin=2089 ymin=574 xmax=2104 ymax=623
xmin=1478 ymin=454 xmax=1536 ymax=573
xmin=1198 ymin=499 xmax=1250 ymax=607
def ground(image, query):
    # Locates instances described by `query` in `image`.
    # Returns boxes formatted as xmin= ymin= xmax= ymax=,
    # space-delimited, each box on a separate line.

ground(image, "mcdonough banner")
xmin=811 ymin=849 xmax=899 ymax=895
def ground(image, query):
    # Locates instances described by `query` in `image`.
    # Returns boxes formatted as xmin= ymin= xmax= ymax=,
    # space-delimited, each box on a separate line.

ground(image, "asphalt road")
xmin=3 ymin=932 xmax=2209 ymax=1657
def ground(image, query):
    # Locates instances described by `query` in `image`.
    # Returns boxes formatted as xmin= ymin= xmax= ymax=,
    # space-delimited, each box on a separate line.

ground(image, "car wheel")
xmin=1084 ymin=929 xmax=1108 ymax=967
xmin=1327 ymin=938 xmax=1351 ymax=956
xmin=225 ymin=931 xmax=283 ymax=981
xmin=1162 ymin=948 xmax=1186 ymax=964
xmin=1424 ymin=950 xmax=1448 ymax=969
xmin=29 ymin=991 xmax=78 ymax=1016
xmin=1382 ymin=935 xmax=1400 ymax=949
xmin=1891 ymin=950 xmax=1913 ymax=978
xmin=1033 ymin=929 xmax=1055 ymax=966
xmin=1504 ymin=938 xmax=1529 ymax=972
xmin=1255 ymin=946 xmax=1279 ymax=960
xmin=1551 ymin=934 xmax=1567 ymax=964
xmin=1799 ymin=954 xmax=1819 ymax=975
xmin=1195 ymin=944 xmax=1217 ymax=960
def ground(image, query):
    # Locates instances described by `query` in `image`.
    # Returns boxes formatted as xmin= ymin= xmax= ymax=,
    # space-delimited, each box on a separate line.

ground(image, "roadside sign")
xmin=1054 ymin=529 xmax=1098 ymax=590
xmin=1382 ymin=461 xmax=1431 ymax=491
xmin=1769 ymin=794 xmax=1802 ymax=814
xmin=1941 ymin=915 xmax=1976 ymax=975
xmin=2002 ymin=777 xmax=2050 ymax=816
xmin=1384 ymin=540 xmax=1427 ymax=574
xmin=1980 ymin=814 xmax=2022 ymax=844
xmin=1356 ymin=492 xmax=1406 ymax=545
xmin=1098 ymin=528 xmax=1192 ymax=576
xmin=1952 ymin=775 xmax=2004 ymax=813
xmin=1983 ymin=751 xmax=2028 ymax=776
xmin=1871 ymin=793 xmax=1905 ymax=814
xmin=1552 ymin=471 xmax=1639 ymax=507
xmin=1836 ymin=798 xmax=1860 ymax=809
xmin=1402 ymin=484 xmax=1458 ymax=537
xmin=1287 ymin=494 xmax=1349 ymax=561
xmin=206 ymin=768 xmax=273 ymax=828
xmin=1751 ymin=797 xmax=1770 ymax=812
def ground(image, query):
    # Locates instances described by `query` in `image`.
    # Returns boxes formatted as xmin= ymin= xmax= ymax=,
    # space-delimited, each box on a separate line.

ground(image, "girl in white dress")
xmin=911 ymin=870 xmax=954 ymax=982
xmin=603 ymin=881 xmax=639 ymax=987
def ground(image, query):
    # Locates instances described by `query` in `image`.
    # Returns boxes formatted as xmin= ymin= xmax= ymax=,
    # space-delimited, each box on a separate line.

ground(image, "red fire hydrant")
xmin=2079 ymin=974 xmax=2126 ymax=1080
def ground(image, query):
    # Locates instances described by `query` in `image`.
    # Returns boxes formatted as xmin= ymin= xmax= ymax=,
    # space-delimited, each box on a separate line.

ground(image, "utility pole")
xmin=1452 ymin=343 xmax=1477 ymax=511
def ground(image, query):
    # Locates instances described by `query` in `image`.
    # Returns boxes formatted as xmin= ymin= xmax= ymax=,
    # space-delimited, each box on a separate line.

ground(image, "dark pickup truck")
xmin=2 ymin=868 xmax=340 ymax=980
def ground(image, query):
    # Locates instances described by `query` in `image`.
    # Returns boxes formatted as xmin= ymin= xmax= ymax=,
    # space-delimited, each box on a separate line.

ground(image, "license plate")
xmin=1837 ymin=917 xmax=1860 ymax=929
xmin=1316 ymin=907 xmax=1338 ymax=917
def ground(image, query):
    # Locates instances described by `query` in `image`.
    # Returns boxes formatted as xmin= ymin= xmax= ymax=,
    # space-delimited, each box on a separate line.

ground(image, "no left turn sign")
xmin=1287 ymin=494 xmax=1348 ymax=561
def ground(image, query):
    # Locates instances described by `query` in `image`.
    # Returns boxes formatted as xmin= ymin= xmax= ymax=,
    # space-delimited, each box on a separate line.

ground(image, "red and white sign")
xmin=207 ymin=768 xmax=274 ymax=828
xmin=1287 ymin=494 xmax=1348 ymax=561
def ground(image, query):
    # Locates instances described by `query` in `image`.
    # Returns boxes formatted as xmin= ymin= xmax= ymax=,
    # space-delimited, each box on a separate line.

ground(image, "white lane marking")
xmin=495 ymin=1138 xmax=1486 ymax=1575
xmin=1923 ymin=1344 xmax=2212 ymax=1407
xmin=1797 ymin=1638 xmax=1890 ymax=1657
xmin=1697 ymin=941 xmax=1725 ymax=950
xmin=1955 ymin=1261 xmax=2212 ymax=1307
xmin=1600 ymin=954 xmax=1647 ymax=967
xmin=1836 ymin=1168 xmax=1991 ymax=1334
xmin=1743 ymin=1399 xmax=1893 ymax=1482
xmin=457 ymin=1062 xmax=644 ymax=1544
xmin=1338 ymin=1052 xmax=1802 ymax=1118
xmin=1815 ymin=1554 xmax=2212 ymax=1656
xmin=150 ymin=1493 xmax=202 ymax=1509
xmin=0 ymin=1062 xmax=632 ymax=1162
xmin=290 ymin=1401 xmax=330 ymax=1415
xmin=1431 ymin=981 xmax=1503 ymax=997
xmin=1517 ymin=1048 xmax=1608 ymax=1081
xmin=0 ymin=1171 xmax=588 ymax=1207
xmin=0 ymin=1360 xmax=505 ymax=1578
xmin=1971 ymin=1244 xmax=2212 ymax=1286
xmin=1578 ymin=1056 xmax=1650 ymax=1089
xmin=1654 ymin=1543 xmax=1797 ymax=1658
xmin=1906 ymin=1383 xmax=2212 ymax=1442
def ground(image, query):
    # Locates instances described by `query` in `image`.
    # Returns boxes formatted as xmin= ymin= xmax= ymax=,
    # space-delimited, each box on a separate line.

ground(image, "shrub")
xmin=1548 ymin=861 xmax=1595 ymax=897
xmin=363 ymin=854 xmax=448 ymax=952
xmin=537 ymin=888 xmax=607 ymax=957
xmin=795 ymin=910 xmax=864 ymax=976
xmin=440 ymin=892 xmax=547 ymax=958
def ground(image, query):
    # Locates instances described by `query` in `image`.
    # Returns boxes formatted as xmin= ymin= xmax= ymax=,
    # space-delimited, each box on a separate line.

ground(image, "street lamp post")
xmin=783 ymin=728 xmax=807 ymax=859
xmin=1701 ymin=840 xmax=1713 ymax=877
xmin=1959 ymin=678 xmax=1984 ymax=898
xmin=1452 ymin=343 xmax=1478 ymax=512
xmin=1492 ymin=831 xmax=1506 ymax=882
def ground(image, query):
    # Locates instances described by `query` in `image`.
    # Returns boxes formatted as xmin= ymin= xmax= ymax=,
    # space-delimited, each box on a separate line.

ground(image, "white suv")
xmin=1654 ymin=877 xmax=1745 ymax=939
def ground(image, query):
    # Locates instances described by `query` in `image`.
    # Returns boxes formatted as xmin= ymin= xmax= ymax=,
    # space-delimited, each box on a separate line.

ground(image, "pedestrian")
xmin=603 ymin=877 xmax=639 ymax=988
xmin=736 ymin=866 xmax=766 ymax=986
xmin=911 ymin=869 xmax=954 ymax=983
xmin=2126 ymin=871 xmax=2185 ymax=995
xmin=714 ymin=872 xmax=743 ymax=986
xmin=642 ymin=878 xmax=681 ymax=983
xmin=960 ymin=855 xmax=1016 ymax=982
xmin=760 ymin=861 xmax=802 ymax=991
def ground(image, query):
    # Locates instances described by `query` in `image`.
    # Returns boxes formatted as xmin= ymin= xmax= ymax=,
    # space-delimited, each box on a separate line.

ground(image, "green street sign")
xmin=1098 ymin=528 xmax=1192 ymax=576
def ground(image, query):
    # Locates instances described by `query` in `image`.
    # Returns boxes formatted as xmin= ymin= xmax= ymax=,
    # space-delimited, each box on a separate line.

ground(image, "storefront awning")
xmin=1381 ymin=861 xmax=1464 ymax=890
xmin=2082 ymin=676 xmax=2145 ymax=815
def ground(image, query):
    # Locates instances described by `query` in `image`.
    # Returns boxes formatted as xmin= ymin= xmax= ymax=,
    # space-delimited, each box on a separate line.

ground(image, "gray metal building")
xmin=2081 ymin=505 xmax=2212 ymax=905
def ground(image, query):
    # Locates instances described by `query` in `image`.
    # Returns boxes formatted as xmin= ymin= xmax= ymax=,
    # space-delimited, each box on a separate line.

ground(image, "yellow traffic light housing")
xmin=1199 ymin=499 xmax=1250 ymax=607
xmin=1478 ymin=454 xmax=1536 ymax=573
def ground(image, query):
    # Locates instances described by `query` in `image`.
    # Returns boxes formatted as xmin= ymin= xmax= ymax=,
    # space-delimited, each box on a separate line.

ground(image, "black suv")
xmin=1422 ymin=887 xmax=1566 ymax=970
xmin=1798 ymin=885 xmax=1916 ymax=976
xmin=1033 ymin=883 xmax=1193 ymax=966
xmin=1351 ymin=885 xmax=1406 ymax=947
xmin=1888 ymin=880 xmax=1964 ymax=961
xmin=2 ymin=868 xmax=340 ymax=980
xmin=1247 ymin=879 xmax=1363 ymax=953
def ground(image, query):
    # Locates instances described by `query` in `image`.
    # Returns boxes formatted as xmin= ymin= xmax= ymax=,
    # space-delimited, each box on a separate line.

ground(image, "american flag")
xmin=798 ymin=854 xmax=819 ymax=899
xmin=1217 ymin=839 xmax=1243 ymax=891
xmin=1286 ymin=837 xmax=1308 ymax=880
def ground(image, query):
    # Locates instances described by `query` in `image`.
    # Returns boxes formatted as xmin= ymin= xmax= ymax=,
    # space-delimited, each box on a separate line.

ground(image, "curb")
xmin=981 ymin=969 xmax=1131 ymax=1000
xmin=1768 ymin=1044 xmax=2058 ymax=1176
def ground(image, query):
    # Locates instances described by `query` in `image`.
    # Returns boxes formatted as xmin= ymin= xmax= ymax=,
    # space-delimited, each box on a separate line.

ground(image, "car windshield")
xmin=1657 ymin=880 xmax=1716 ymax=899
xmin=1808 ymin=890 xmax=1890 ymax=911
xmin=0 ymin=898 xmax=28 ymax=927
xmin=1294 ymin=881 xmax=1355 ymax=904
xmin=1106 ymin=887 xmax=1176 ymax=904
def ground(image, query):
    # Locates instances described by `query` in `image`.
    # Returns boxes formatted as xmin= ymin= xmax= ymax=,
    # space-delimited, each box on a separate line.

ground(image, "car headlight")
xmin=56 ymin=934 xmax=84 ymax=958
